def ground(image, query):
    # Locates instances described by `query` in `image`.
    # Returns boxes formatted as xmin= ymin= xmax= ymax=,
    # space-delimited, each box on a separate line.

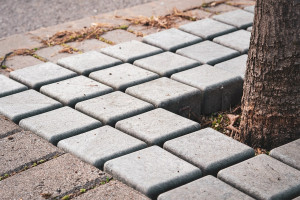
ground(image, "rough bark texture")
xmin=239 ymin=0 xmax=300 ymax=150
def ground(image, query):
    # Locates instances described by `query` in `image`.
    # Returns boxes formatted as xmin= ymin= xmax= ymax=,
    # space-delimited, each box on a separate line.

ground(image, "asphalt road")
xmin=0 ymin=0 xmax=156 ymax=38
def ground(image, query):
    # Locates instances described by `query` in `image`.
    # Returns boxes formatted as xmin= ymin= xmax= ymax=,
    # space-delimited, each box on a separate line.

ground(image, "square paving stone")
xmin=164 ymin=128 xmax=254 ymax=175
xmin=100 ymin=40 xmax=163 ymax=63
xmin=19 ymin=106 xmax=101 ymax=145
xmin=244 ymin=5 xmax=255 ymax=13
xmin=142 ymin=28 xmax=202 ymax=52
xmin=116 ymin=108 xmax=200 ymax=146
xmin=40 ymin=75 xmax=113 ymax=107
xmin=213 ymin=30 xmax=251 ymax=53
xmin=104 ymin=146 xmax=202 ymax=199
xmin=212 ymin=9 xmax=254 ymax=29
xmin=218 ymin=154 xmax=300 ymax=200
xmin=58 ymin=126 xmax=147 ymax=169
xmin=35 ymin=45 xmax=79 ymax=63
xmin=176 ymin=41 xmax=240 ymax=65
xmin=57 ymin=51 xmax=122 ymax=75
xmin=215 ymin=54 xmax=248 ymax=80
xmin=125 ymin=77 xmax=202 ymax=117
xmin=247 ymin=26 xmax=253 ymax=32
xmin=76 ymin=91 xmax=154 ymax=126
xmin=0 ymin=89 xmax=62 ymax=123
xmin=270 ymin=139 xmax=300 ymax=170
xmin=171 ymin=65 xmax=243 ymax=114
xmin=89 ymin=63 xmax=159 ymax=91
xmin=68 ymin=39 xmax=110 ymax=52
xmin=102 ymin=29 xmax=143 ymax=43
xmin=9 ymin=62 xmax=77 ymax=90
xmin=133 ymin=52 xmax=200 ymax=77
xmin=179 ymin=18 xmax=237 ymax=40
xmin=0 ymin=74 xmax=28 ymax=98
xmin=158 ymin=175 xmax=254 ymax=200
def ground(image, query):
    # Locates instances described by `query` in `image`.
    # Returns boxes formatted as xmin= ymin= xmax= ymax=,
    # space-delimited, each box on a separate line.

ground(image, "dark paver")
xmin=57 ymin=51 xmax=122 ymax=75
xmin=40 ymin=75 xmax=113 ymax=107
xmin=158 ymin=176 xmax=254 ymax=200
xmin=270 ymin=139 xmax=300 ymax=170
xmin=9 ymin=62 xmax=77 ymax=90
xmin=0 ymin=74 xmax=28 ymax=98
xmin=76 ymin=91 xmax=154 ymax=126
xmin=89 ymin=63 xmax=159 ymax=91
xmin=58 ymin=126 xmax=147 ymax=169
xmin=133 ymin=52 xmax=200 ymax=77
xmin=164 ymin=128 xmax=254 ymax=175
xmin=0 ymin=89 xmax=62 ymax=123
xmin=100 ymin=40 xmax=163 ymax=63
xmin=19 ymin=106 xmax=101 ymax=145
xmin=116 ymin=108 xmax=200 ymax=146
xmin=218 ymin=154 xmax=300 ymax=200
xmin=0 ymin=115 xmax=22 ymax=139
xmin=176 ymin=41 xmax=239 ymax=65
xmin=104 ymin=146 xmax=202 ymax=199
xmin=125 ymin=77 xmax=202 ymax=117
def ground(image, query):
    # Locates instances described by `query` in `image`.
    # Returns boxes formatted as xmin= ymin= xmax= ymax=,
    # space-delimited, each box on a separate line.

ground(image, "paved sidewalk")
xmin=1 ymin=0 xmax=300 ymax=200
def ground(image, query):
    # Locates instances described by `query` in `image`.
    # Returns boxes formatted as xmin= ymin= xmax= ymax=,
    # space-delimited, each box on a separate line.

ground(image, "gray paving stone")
xmin=0 ymin=115 xmax=22 ymax=139
xmin=214 ymin=54 xmax=248 ymax=80
xmin=104 ymin=146 xmax=202 ymax=198
xmin=270 ymin=139 xmax=300 ymax=170
xmin=218 ymin=154 xmax=300 ymax=200
xmin=171 ymin=65 xmax=243 ymax=114
xmin=19 ymin=106 xmax=101 ymax=145
xmin=116 ymin=108 xmax=200 ymax=146
xmin=176 ymin=41 xmax=240 ymax=65
xmin=57 ymin=51 xmax=122 ymax=75
xmin=68 ymin=39 xmax=110 ymax=52
xmin=244 ymin=5 xmax=255 ymax=13
xmin=0 ymin=74 xmax=28 ymax=98
xmin=179 ymin=18 xmax=237 ymax=40
xmin=40 ymin=75 xmax=113 ymax=107
xmin=100 ymin=40 xmax=163 ymax=63
xmin=0 ymin=89 xmax=62 ymax=123
xmin=5 ymin=55 xmax=44 ymax=72
xmin=142 ymin=28 xmax=202 ymax=52
xmin=76 ymin=91 xmax=154 ymax=126
xmin=35 ymin=45 xmax=79 ymax=63
xmin=125 ymin=77 xmax=202 ymax=117
xmin=0 ymin=153 xmax=109 ymax=200
xmin=247 ymin=26 xmax=252 ymax=32
xmin=89 ymin=63 xmax=159 ymax=91
xmin=58 ymin=126 xmax=147 ymax=169
xmin=212 ymin=9 xmax=254 ymax=29
xmin=164 ymin=128 xmax=254 ymax=175
xmin=293 ymin=196 xmax=300 ymax=200
xmin=133 ymin=52 xmax=200 ymax=77
xmin=158 ymin=175 xmax=254 ymax=200
xmin=0 ymin=131 xmax=63 ymax=176
xmin=102 ymin=29 xmax=143 ymax=43
xmin=9 ymin=62 xmax=77 ymax=90
xmin=213 ymin=30 xmax=251 ymax=53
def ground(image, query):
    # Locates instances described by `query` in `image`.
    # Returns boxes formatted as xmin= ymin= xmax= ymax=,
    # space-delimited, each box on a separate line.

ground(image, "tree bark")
xmin=239 ymin=0 xmax=300 ymax=150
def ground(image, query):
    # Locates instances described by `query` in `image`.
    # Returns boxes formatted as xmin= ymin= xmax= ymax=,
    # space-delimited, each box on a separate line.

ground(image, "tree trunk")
xmin=239 ymin=0 xmax=300 ymax=150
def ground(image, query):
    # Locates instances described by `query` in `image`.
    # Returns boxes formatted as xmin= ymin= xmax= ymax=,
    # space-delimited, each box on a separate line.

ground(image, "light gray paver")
xmin=125 ymin=77 xmax=202 ymax=117
xmin=176 ymin=41 xmax=240 ymax=65
xmin=212 ymin=9 xmax=254 ymax=29
xmin=104 ymin=146 xmax=202 ymax=198
xmin=158 ymin=176 xmax=254 ymax=200
xmin=164 ymin=128 xmax=254 ymax=175
xmin=9 ymin=62 xmax=77 ymax=89
xmin=218 ymin=154 xmax=300 ymax=200
xmin=40 ymin=75 xmax=113 ymax=107
xmin=247 ymin=26 xmax=252 ymax=32
xmin=0 ymin=89 xmax=62 ymax=123
xmin=214 ymin=54 xmax=248 ymax=80
xmin=293 ymin=196 xmax=300 ymax=200
xmin=116 ymin=108 xmax=200 ymax=146
xmin=171 ymin=65 xmax=243 ymax=114
xmin=179 ymin=18 xmax=237 ymax=40
xmin=270 ymin=139 xmax=300 ymax=170
xmin=0 ymin=75 xmax=28 ymax=98
xmin=142 ymin=28 xmax=202 ymax=52
xmin=133 ymin=52 xmax=200 ymax=77
xmin=213 ymin=30 xmax=251 ymax=53
xmin=244 ymin=5 xmax=255 ymax=13
xmin=57 ymin=51 xmax=122 ymax=75
xmin=76 ymin=91 xmax=154 ymax=126
xmin=58 ymin=126 xmax=147 ymax=168
xmin=89 ymin=63 xmax=159 ymax=91
xmin=19 ymin=106 xmax=101 ymax=145
xmin=100 ymin=40 xmax=163 ymax=63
